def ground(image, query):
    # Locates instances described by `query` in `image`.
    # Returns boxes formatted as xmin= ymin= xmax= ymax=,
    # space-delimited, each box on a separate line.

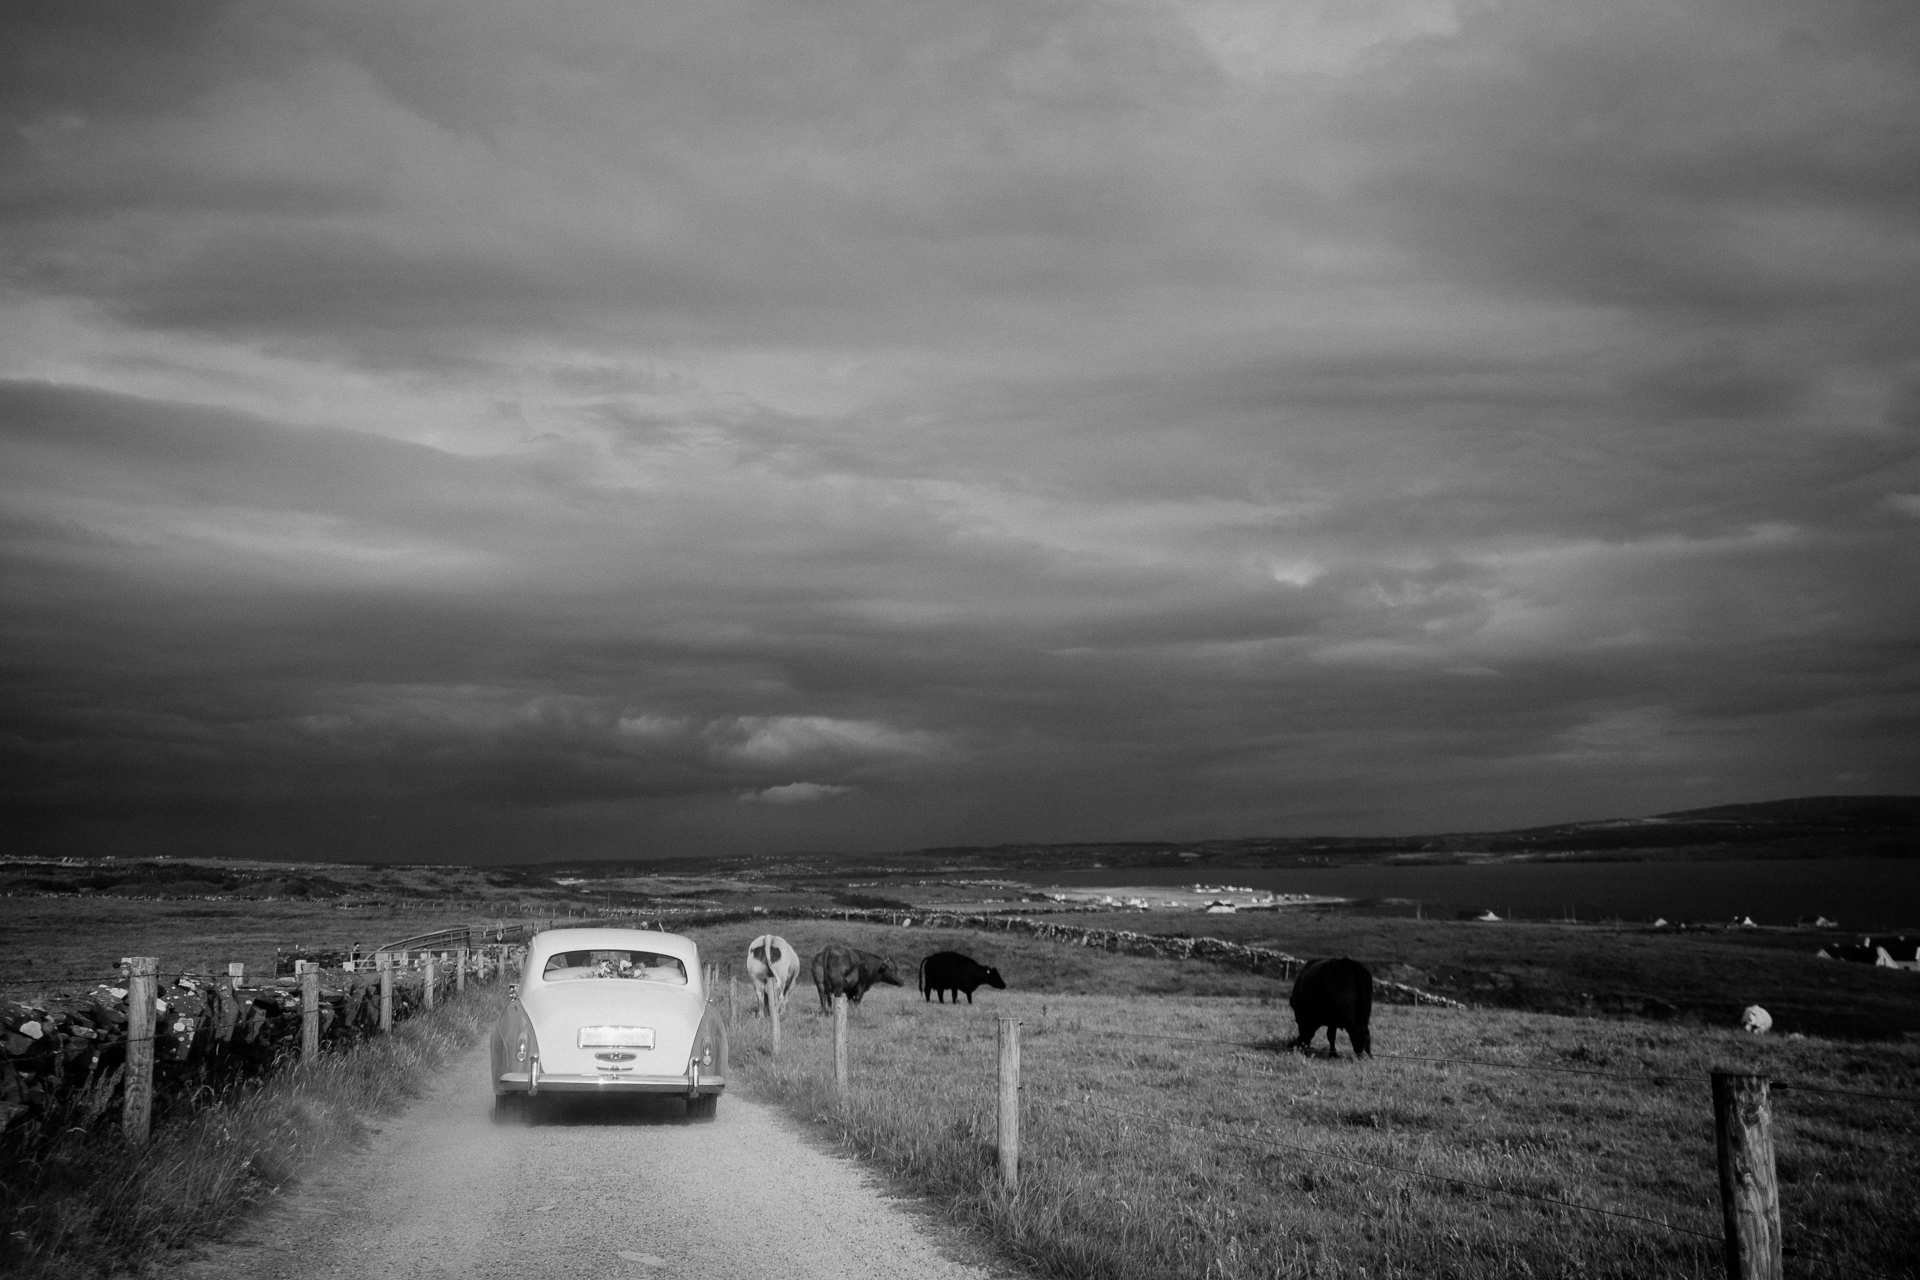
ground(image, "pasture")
xmin=689 ymin=921 xmax=1920 ymax=1280
xmin=1113 ymin=909 xmax=1920 ymax=1040
xmin=0 ymin=894 xmax=498 ymax=998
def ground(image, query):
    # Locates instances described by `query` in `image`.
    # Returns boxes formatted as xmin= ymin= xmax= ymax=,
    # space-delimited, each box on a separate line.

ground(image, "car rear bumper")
xmin=495 ymin=1070 xmax=724 ymax=1096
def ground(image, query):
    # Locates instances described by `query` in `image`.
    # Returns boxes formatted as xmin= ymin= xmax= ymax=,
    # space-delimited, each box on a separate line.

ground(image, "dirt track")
xmin=154 ymin=1043 xmax=1004 ymax=1280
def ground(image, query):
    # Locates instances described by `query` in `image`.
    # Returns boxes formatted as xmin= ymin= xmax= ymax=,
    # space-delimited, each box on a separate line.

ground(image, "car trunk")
xmin=522 ymin=981 xmax=702 ymax=1077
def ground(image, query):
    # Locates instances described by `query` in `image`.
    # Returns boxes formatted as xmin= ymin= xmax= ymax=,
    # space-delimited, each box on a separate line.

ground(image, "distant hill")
xmin=1412 ymin=794 xmax=1920 ymax=858
xmin=660 ymin=793 xmax=1919 ymax=877
xmin=1653 ymin=795 xmax=1920 ymax=826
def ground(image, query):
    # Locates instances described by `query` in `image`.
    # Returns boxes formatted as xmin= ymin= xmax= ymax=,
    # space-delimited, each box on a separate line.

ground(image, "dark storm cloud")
xmin=1 ymin=0 xmax=1916 ymax=859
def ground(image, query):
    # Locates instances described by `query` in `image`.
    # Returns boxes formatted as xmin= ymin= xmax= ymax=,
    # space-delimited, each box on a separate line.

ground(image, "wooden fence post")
xmin=213 ymin=967 xmax=238 ymax=1043
xmin=300 ymin=964 xmax=320 ymax=1060
xmin=228 ymin=961 xmax=245 ymax=985
xmin=424 ymin=954 xmax=437 ymax=1010
xmin=456 ymin=947 xmax=468 ymax=993
xmin=378 ymin=952 xmax=394 ymax=1032
xmin=1712 ymin=1071 xmax=1783 ymax=1280
xmin=729 ymin=974 xmax=738 ymax=1029
xmin=834 ymin=993 xmax=849 ymax=1094
xmin=123 ymin=957 xmax=158 ymax=1144
xmin=998 ymin=1016 xmax=1021 ymax=1188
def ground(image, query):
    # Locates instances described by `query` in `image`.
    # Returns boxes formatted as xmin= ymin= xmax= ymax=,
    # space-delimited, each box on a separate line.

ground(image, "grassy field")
xmin=12 ymin=891 xmax=1916 ymax=1040
xmin=0 ymin=895 xmax=502 ymax=1000
xmin=8 ymin=882 xmax=1917 ymax=1279
xmin=687 ymin=920 xmax=1920 ymax=1280
xmin=689 ymin=917 xmax=1282 ymax=1004
xmin=1103 ymin=908 xmax=1920 ymax=1040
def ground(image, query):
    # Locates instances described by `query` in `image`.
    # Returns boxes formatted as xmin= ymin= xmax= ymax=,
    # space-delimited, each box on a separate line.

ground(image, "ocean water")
xmin=1036 ymin=857 xmax=1920 ymax=931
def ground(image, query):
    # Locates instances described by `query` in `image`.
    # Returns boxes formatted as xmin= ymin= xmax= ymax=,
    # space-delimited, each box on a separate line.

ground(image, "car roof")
xmin=526 ymin=928 xmax=701 ymax=974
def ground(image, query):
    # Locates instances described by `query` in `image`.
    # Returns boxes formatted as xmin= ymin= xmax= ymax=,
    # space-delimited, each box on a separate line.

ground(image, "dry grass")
xmin=7 ymin=902 xmax=1912 ymax=1279
xmin=1121 ymin=909 xmax=1920 ymax=1040
xmin=0 ymin=895 xmax=508 ymax=1001
xmin=691 ymin=917 xmax=1280 ymax=1002
xmin=0 ymin=983 xmax=504 ymax=1280
xmin=712 ymin=963 xmax=1919 ymax=1280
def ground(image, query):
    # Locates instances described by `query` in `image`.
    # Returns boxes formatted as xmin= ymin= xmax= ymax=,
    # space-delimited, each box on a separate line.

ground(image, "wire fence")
xmin=741 ymin=977 xmax=1915 ymax=1280
xmin=10 ymin=910 xmax=1916 ymax=1278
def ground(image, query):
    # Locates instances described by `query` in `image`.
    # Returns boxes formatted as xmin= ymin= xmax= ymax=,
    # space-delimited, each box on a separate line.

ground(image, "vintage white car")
xmin=490 ymin=928 xmax=727 ymax=1120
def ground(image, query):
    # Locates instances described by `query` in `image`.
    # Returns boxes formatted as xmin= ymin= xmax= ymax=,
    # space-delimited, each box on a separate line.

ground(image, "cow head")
xmin=983 ymin=966 xmax=1007 ymax=990
xmin=875 ymin=956 xmax=905 ymax=986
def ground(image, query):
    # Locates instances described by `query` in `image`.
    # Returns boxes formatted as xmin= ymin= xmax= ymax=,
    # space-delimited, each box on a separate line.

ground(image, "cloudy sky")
xmin=2 ymin=0 xmax=1916 ymax=863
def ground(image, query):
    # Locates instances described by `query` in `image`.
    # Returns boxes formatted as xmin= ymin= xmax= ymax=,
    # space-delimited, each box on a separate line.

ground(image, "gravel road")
xmin=154 ymin=1043 xmax=1006 ymax=1280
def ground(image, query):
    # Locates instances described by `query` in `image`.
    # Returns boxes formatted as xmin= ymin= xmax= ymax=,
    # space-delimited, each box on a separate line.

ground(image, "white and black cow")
xmin=746 ymin=934 xmax=799 ymax=1017
xmin=919 ymin=951 xmax=1007 ymax=1004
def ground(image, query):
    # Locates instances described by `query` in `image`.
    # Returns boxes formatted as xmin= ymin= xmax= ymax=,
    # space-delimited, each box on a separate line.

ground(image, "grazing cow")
xmin=1289 ymin=957 xmax=1373 ymax=1058
xmin=810 ymin=942 xmax=905 ymax=1013
xmin=1741 ymin=1005 xmax=1773 ymax=1034
xmin=746 ymin=935 xmax=799 ymax=1017
xmin=919 ymin=951 xmax=1007 ymax=1004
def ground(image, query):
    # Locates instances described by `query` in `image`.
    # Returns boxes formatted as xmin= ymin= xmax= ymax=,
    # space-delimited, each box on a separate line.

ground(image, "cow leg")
xmin=965 ymin=990 xmax=973 ymax=1004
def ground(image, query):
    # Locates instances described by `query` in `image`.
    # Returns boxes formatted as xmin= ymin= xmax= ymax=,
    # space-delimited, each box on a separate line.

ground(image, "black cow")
xmin=810 ymin=942 xmax=905 ymax=1013
xmin=919 ymin=951 xmax=1006 ymax=1004
xmin=1289 ymin=957 xmax=1373 ymax=1057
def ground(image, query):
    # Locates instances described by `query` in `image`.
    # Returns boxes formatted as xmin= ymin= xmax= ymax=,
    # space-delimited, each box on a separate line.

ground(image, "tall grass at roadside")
xmin=728 ymin=990 xmax=1919 ymax=1280
xmin=0 ymin=984 xmax=503 ymax=1280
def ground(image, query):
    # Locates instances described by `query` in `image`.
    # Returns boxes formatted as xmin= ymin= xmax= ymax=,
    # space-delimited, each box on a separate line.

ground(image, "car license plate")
xmin=578 ymin=1026 xmax=653 ymax=1048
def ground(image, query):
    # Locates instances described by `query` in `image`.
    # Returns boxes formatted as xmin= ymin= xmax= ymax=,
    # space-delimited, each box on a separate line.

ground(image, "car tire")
xmin=686 ymin=1094 xmax=719 ymax=1122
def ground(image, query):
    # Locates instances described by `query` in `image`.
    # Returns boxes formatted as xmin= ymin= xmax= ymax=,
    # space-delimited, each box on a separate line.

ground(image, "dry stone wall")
xmin=0 ymin=946 xmax=514 ymax=1148
xmin=709 ymin=905 xmax=1469 ymax=1009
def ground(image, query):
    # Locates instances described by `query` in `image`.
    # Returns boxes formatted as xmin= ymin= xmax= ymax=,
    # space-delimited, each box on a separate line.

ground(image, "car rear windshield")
xmin=542 ymin=950 xmax=688 ymax=984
